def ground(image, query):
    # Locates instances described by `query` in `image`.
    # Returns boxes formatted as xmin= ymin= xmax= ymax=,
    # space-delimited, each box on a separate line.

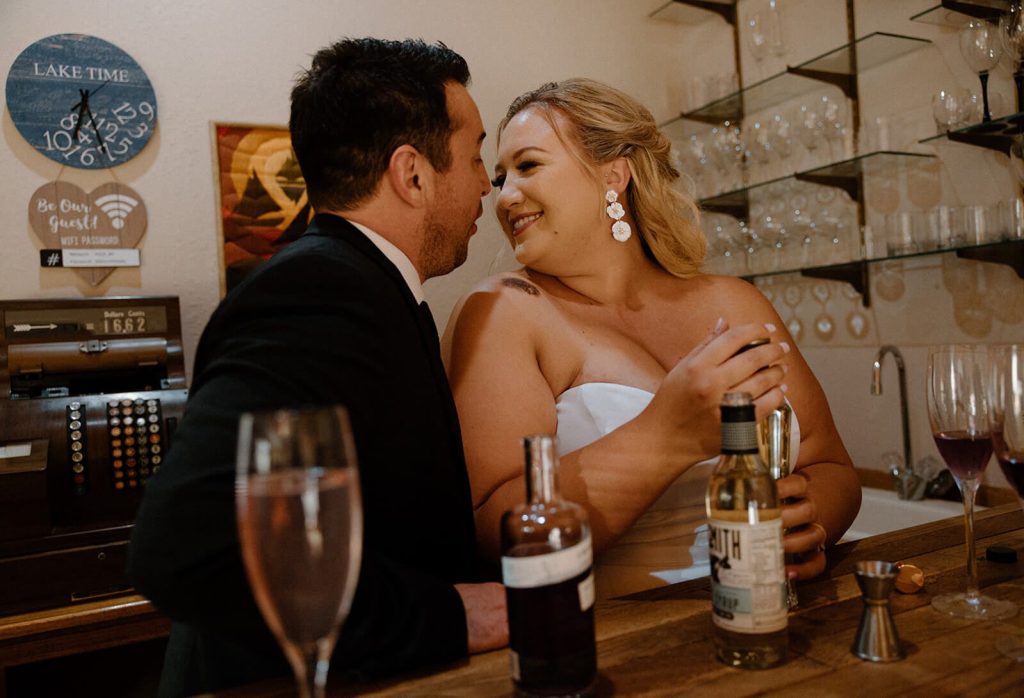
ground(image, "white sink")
xmin=841 ymin=487 xmax=975 ymax=542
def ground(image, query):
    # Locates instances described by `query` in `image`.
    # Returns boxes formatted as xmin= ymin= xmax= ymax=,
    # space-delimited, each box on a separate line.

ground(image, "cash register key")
xmin=146 ymin=399 xmax=157 ymax=406
xmin=70 ymin=430 xmax=82 ymax=441
xmin=72 ymin=463 xmax=84 ymax=474
xmin=124 ymin=426 xmax=135 ymax=436
xmin=150 ymin=434 xmax=161 ymax=444
xmin=70 ymin=410 xmax=81 ymax=420
xmin=151 ymin=445 xmax=161 ymax=454
xmin=152 ymin=455 xmax=162 ymax=465
xmin=121 ymin=417 xmax=132 ymax=425
xmin=135 ymin=397 xmax=144 ymax=404
xmin=148 ymin=414 xmax=159 ymax=423
xmin=147 ymin=406 xmax=158 ymax=414
xmin=108 ymin=400 xmax=118 ymax=408
xmin=71 ymin=441 xmax=83 ymax=452
xmin=134 ymin=406 xmax=145 ymax=415
xmin=136 ymin=417 xmax=146 ymax=426
xmin=149 ymin=423 xmax=159 ymax=432
xmin=109 ymin=408 xmax=119 ymax=417
xmin=112 ymin=459 xmax=123 ymax=469
xmin=126 ymin=448 xmax=136 ymax=457
xmin=69 ymin=420 xmax=82 ymax=430
xmin=112 ymin=448 xmax=123 ymax=458
xmin=71 ymin=452 xmax=83 ymax=463
xmin=70 ymin=401 xmax=81 ymax=410
xmin=113 ymin=469 xmax=124 ymax=479
xmin=111 ymin=439 xmax=122 ymax=448
xmin=121 ymin=399 xmax=133 ymax=407
xmin=110 ymin=427 xmax=122 ymax=437
xmin=74 ymin=474 xmax=86 ymax=485
xmin=114 ymin=481 xmax=125 ymax=490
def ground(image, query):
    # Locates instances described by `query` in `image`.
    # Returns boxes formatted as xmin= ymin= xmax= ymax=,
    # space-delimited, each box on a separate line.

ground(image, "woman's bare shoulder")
xmin=442 ymin=270 xmax=556 ymax=360
xmin=683 ymin=273 xmax=775 ymax=320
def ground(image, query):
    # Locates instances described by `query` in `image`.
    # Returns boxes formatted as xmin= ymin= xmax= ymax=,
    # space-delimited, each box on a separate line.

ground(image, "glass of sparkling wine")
xmin=989 ymin=344 xmax=1024 ymax=658
xmin=236 ymin=406 xmax=363 ymax=698
xmin=927 ymin=345 xmax=1016 ymax=620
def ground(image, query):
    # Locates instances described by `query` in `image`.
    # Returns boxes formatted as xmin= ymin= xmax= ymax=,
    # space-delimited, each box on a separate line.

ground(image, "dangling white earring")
xmin=605 ymin=190 xmax=631 ymax=242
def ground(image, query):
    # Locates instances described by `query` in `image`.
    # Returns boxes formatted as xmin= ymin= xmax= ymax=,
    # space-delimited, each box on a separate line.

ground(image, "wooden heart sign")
xmin=28 ymin=181 xmax=147 ymax=286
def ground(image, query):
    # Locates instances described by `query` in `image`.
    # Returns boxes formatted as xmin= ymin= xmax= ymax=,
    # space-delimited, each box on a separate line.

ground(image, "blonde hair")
xmin=499 ymin=78 xmax=705 ymax=277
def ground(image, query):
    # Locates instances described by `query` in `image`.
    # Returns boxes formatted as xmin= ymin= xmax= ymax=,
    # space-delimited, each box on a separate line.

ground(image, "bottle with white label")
xmin=501 ymin=434 xmax=596 ymax=697
xmin=706 ymin=391 xmax=788 ymax=669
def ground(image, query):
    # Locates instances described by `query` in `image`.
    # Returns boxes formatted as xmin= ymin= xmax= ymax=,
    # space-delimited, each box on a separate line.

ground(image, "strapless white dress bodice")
xmin=555 ymin=382 xmax=800 ymax=600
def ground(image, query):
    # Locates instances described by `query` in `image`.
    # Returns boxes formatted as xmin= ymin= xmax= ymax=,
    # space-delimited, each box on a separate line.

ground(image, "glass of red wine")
xmin=236 ymin=406 xmax=363 ymax=698
xmin=989 ymin=344 xmax=1024 ymax=657
xmin=927 ymin=345 xmax=1016 ymax=620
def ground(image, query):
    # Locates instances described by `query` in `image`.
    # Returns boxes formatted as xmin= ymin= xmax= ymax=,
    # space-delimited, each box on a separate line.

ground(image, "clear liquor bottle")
xmin=501 ymin=434 xmax=597 ymax=697
xmin=706 ymin=392 xmax=788 ymax=669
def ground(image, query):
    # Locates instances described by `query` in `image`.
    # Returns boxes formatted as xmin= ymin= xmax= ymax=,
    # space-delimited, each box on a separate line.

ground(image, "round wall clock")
xmin=6 ymin=34 xmax=158 ymax=170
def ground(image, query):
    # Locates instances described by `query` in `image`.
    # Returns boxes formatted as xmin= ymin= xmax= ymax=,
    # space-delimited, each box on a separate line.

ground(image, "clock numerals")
xmin=42 ymin=100 xmax=155 ymax=168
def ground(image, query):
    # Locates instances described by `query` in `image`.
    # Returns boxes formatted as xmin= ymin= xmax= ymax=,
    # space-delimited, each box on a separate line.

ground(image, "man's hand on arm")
xmin=455 ymin=582 xmax=508 ymax=653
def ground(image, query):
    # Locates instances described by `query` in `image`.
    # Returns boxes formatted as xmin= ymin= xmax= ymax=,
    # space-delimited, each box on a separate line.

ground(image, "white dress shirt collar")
xmin=346 ymin=220 xmax=425 ymax=304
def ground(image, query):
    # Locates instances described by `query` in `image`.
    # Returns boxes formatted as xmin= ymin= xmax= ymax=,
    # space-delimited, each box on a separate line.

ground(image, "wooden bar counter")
xmin=219 ymin=505 xmax=1024 ymax=697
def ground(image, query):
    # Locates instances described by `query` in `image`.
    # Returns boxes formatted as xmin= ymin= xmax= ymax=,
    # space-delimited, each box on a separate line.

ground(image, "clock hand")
xmin=83 ymin=103 xmax=107 ymax=153
xmin=70 ymin=88 xmax=89 ymax=142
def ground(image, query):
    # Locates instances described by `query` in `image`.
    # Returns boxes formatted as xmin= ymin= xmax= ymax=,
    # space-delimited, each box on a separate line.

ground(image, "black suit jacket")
xmin=128 ymin=214 xmax=479 ymax=696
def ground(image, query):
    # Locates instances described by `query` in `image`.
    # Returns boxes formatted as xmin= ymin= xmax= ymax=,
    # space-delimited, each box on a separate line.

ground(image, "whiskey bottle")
xmin=706 ymin=392 xmax=788 ymax=669
xmin=501 ymin=434 xmax=597 ymax=697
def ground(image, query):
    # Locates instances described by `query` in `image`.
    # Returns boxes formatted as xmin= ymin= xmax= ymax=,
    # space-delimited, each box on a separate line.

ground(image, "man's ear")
xmin=387 ymin=145 xmax=432 ymax=207
xmin=603 ymin=157 xmax=632 ymax=194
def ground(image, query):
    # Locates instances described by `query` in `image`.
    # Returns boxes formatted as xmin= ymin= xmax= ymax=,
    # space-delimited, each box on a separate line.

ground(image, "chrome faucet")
xmin=871 ymin=345 xmax=923 ymax=500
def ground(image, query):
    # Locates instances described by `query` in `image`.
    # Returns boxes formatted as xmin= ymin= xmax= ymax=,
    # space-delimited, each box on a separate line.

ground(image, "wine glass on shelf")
xmin=959 ymin=19 xmax=1004 ymax=124
xmin=236 ymin=405 xmax=364 ymax=698
xmin=999 ymin=3 xmax=1024 ymax=115
xmin=989 ymin=344 xmax=1024 ymax=659
xmin=927 ymin=346 xmax=1016 ymax=620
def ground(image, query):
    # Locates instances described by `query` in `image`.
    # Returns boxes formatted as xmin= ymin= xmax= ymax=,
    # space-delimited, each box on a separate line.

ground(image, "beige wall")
xmin=2 ymin=0 xmax=1022 ymax=489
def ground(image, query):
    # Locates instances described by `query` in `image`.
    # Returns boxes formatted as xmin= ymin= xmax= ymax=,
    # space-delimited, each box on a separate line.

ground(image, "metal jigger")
xmin=852 ymin=560 xmax=905 ymax=662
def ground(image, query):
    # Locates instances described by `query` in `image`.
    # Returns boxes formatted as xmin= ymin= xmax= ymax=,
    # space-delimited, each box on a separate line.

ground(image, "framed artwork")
xmin=212 ymin=122 xmax=311 ymax=294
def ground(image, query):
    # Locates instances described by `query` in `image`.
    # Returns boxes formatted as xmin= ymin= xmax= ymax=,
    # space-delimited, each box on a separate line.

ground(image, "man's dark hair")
xmin=289 ymin=38 xmax=470 ymax=211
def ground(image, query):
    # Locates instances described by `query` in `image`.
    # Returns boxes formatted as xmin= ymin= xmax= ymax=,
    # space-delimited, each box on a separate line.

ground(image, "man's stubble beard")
xmin=420 ymin=204 xmax=470 ymax=280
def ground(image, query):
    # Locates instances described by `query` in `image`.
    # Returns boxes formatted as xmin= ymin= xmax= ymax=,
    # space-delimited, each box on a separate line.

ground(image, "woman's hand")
xmin=776 ymin=473 xmax=828 ymax=581
xmin=648 ymin=319 xmax=790 ymax=466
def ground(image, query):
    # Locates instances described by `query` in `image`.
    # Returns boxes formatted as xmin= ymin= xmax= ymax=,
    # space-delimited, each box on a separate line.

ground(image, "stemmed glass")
xmin=999 ymin=3 xmax=1024 ymax=114
xmin=989 ymin=344 xmax=1024 ymax=659
xmin=927 ymin=346 xmax=1016 ymax=620
xmin=236 ymin=406 xmax=364 ymax=698
xmin=958 ymin=19 xmax=1004 ymax=124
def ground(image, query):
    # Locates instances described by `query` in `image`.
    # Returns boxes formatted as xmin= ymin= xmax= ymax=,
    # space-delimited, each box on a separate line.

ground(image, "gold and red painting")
xmin=213 ymin=123 xmax=311 ymax=294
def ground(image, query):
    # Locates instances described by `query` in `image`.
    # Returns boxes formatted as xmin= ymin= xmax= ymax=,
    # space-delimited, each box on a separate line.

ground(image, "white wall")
xmin=0 ymin=0 xmax=685 ymax=361
xmin=2 ymin=0 xmax=1023 ymax=490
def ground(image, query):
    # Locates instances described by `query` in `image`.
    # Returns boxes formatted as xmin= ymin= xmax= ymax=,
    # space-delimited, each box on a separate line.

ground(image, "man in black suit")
xmin=128 ymin=38 xmax=504 ymax=697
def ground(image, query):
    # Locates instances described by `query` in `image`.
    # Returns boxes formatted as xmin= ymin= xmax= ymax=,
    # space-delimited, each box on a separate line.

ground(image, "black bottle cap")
xmin=985 ymin=545 xmax=1019 ymax=564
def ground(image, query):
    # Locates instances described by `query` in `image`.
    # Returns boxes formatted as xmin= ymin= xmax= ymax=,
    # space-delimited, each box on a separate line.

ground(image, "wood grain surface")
xmin=211 ymin=505 xmax=1024 ymax=697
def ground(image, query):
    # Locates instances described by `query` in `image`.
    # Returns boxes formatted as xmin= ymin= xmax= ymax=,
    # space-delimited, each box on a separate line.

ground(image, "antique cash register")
xmin=0 ymin=296 xmax=188 ymax=614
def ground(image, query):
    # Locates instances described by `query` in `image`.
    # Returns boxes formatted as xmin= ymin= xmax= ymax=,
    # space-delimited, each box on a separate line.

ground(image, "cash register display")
xmin=5 ymin=305 xmax=168 ymax=337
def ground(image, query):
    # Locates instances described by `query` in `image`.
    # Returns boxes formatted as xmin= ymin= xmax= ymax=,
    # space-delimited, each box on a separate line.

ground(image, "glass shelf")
xmin=920 ymin=112 xmax=1024 ymax=154
xmin=740 ymin=239 xmax=1023 ymax=306
xmin=667 ymin=32 xmax=931 ymax=126
xmin=910 ymin=1 xmax=1009 ymax=28
xmin=649 ymin=0 xmax=736 ymax=25
xmin=700 ymin=151 xmax=935 ymax=218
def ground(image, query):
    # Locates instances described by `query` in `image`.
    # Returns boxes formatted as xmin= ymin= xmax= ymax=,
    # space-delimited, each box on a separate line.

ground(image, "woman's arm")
xmin=445 ymin=275 xmax=789 ymax=563
xmin=708 ymin=277 xmax=861 ymax=579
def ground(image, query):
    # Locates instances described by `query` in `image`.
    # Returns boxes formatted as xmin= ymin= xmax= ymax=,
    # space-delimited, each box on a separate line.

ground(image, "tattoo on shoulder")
xmin=502 ymin=277 xmax=540 ymax=296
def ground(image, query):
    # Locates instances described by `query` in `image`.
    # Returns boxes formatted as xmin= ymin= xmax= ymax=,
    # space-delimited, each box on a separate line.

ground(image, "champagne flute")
xmin=927 ymin=346 xmax=1016 ymax=620
xmin=989 ymin=344 xmax=1024 ymax=658
xmin=236 ymin=406 xmax=363 ymax=698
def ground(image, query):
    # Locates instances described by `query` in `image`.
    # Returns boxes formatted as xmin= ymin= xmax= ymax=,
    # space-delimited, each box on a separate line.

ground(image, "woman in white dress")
xmin=443 ymin=78 xmax=860 ymax=599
